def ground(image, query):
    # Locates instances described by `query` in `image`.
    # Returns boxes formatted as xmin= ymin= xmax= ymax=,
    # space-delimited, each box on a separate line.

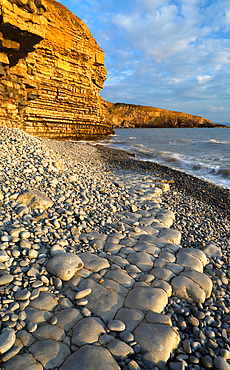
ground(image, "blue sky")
xmin=59 ymin=0 xmax=230 ymax=123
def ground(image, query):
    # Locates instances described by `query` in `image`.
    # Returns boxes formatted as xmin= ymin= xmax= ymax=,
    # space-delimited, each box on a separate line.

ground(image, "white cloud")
xmin=197 ymin=75 xmax=213 ymax=84
xmin=60 ymin=0 xmax=230 ymax=121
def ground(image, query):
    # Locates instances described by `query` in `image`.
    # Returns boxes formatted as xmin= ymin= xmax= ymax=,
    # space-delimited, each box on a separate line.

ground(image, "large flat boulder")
xmin=124 ymin=286 xmax=168 ymax=313
xmin=59 ymin=345 xmax=121 ymax=370
xmin=134 ymin=323 xmax=180 ymax=370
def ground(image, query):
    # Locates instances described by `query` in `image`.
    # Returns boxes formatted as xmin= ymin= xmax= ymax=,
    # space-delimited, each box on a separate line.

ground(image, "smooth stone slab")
xmin=179 ymin=248 xmax=207 ymax=266
xmin=159 ymin=251 xmax=176 ymax=263
xmin=171 ymin=276 xmax=206 ymax=303
xmin=80 ymin=232 xmax=107 ymax=241
xmin=104 ymin=270 xmax=135 ymax=288
xmin=141 ymin=226 xmax=162 ymax=236
xmin=109 ymin=233 xmax=125 ymax=240
xmin=106 ymin=339 xmax=134 ymax=361
xmin=89 ymin=239 xmax=104 ymax=250
xmin=0 ymin=250 xmax=9 ymax=262
xmin=152 ymin=279 xmax=172 ymax=296
xmin=59 ymin=344 xmax=121 ymax=370
xmin=107 ymin=255 xmax=129 ymax=268
xmin=3 ymin=353 xmax=43 ymax=370
xmin=123 ymin=212 xmax=142 ymax=220
xmin=17 ymin=330 xmax=34 ymax=347
xmin=54 ymin=308 xmax=83 ymax=331
xmin=104 ymin=242 xmax=121 ymax=254
xmin=176 ymin=251 xmax=203 ymax=273
xmin=125 ymin=287 xmax=168 ymax=313
xmin=78 ymin=279 xmax=124 ymax=321
xmin=115 ymin=308 xmax=145 ymax=332
xmin=102 ymin=279 xmax=129 ymax=296
xmin=154 ymin=258 xmax=169 ymax=269
xmin=75 ymin=267 xmax=92 ymax=279
xmin=134 ymin=242 xmax=161 ymax=256
xmin=59 ymin=297 xmax=73 ymax=309
xmin=2 ymin=343 xmax=22 ymax=363
xmin=139 ymin=234 xmax=161 ymax=245
xmin=164 ymin=263 xmax=184 ymax=275
xmin=29 ymin=339 xmax=70 ymax=369
xmin=157 ymin=209 xmax=174 ymax=219
xmin=29 ymin=292 xmax=57 ymax=311
xmin=127 ymin=252 xmax=154 ymax=272
xmin=78 ymin=253 xmax=110 ymax=272
xmin=72 ymin=317 xmax=106 ymax=346
xmin=25 ymin=307 xmax=52 ymax=325
xmin=156 ymin=214 xmax=173 ymax=228
xmin=0 ymin=274 xmax=13 ymax=285
xmin=46 ymin=252 xmax=84 ymax=281
xmin=119 ymin=237 xmax=136 ymax=247
xmin=180 ymin=269 xmax=212 ymax=298
xmin=164 ymin=243 xmax=182 ymax=253
xmin=107 ymin=319 xmax=126 ymax=332
xmin=129 ymin=229 xmax=148 ymax=239
xmin=50 ymin=245 xmax=64 ymax=257
xmin=0 ymin=328 xmax=16 ymax=354
xmin=145 ymin=311 xmax=172 ymax=326
xmin=82 ymin=232 xmax=107 ymax=241
xmin=139 ymin=217 xmax=159 ymax=226
xmin=150 ymin=267 xmax=175 ymax=282
xmin=33 ymin=324 xmax=65 ymax=341
xmin=134 ymin=323 xmax=180 ymax=370
xmin=214 ymin=356 xmax=230 ymax=370
xmin=17 ymin=190 xmax=53 ymax=209
xmin=202 ymin=243 xmax=222 ymax=258
xmin=158 ymin=228 xmax=181 ymax=244
xmin=142 ymin=351 xmax=156 ymax=369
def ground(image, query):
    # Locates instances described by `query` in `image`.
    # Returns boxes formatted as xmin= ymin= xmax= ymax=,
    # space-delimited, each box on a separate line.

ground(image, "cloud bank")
xmin=61 ymin=0 xmax=230 ymax=122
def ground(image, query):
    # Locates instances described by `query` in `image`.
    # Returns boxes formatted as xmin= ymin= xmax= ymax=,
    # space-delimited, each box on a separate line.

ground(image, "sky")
xmin=59 ymin=0 xmax=230 ymax=123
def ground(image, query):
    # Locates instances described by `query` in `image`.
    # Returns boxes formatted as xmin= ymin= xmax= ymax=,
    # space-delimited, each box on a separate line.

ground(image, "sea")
xmin=93 ymin=127 xmax=230 ymax=189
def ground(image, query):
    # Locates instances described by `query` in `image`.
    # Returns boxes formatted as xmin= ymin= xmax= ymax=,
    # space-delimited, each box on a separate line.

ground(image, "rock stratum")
xmin=0 ymin=0 xmax=114 ymax=139
xmin=104 ymin=101 xmax=227 ymax=129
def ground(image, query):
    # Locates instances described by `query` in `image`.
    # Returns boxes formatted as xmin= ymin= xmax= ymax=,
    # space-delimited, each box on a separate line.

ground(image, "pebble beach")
xmin=0 ymin=126 xmax=230 ymax=370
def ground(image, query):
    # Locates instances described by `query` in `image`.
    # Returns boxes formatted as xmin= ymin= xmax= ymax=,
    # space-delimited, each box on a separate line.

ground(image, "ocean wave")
xmin=206 ymin=139 xmax=230 ymax=144
xmin=169 ymin=139 xmax=194 ymax=144
xmin=159 ymin=153 xmax=230 ymax=181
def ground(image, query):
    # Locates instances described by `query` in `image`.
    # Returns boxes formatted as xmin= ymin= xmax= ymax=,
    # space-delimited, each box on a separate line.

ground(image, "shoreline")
xmin=0 ymin=128 xmax=229 ymax=370
xmin=95 ymin=144 xmax=230 ymax=217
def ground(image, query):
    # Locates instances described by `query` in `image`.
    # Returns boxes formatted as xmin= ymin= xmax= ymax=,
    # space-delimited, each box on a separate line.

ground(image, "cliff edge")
xmin=104 ymin=102 xmax=227 ymax=128
xmin=0 ymin=0 xmax=114 ymax=139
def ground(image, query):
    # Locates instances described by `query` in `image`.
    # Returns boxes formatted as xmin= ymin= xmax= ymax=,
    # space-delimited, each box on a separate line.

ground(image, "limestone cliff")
xmin=0 ymin=0 xmax=114 ymax=139
xmin=104 ymin=102 xmax=226 ymax=128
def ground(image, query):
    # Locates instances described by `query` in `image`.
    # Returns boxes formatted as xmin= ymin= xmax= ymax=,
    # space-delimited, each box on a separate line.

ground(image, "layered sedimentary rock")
xmin=0 ymin=0 xmax=114 ymax=139
xmin=104 ymin=101 xmax=226 ymax=128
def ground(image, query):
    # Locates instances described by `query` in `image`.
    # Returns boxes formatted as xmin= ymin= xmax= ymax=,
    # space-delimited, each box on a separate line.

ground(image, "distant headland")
xmin=103 ymin=101 xmax=228 ymax=129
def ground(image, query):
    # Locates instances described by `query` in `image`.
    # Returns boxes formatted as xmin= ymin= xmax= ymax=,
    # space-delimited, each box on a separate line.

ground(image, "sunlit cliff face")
xmin=0 ymin=0 xmax=113 ymax=139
